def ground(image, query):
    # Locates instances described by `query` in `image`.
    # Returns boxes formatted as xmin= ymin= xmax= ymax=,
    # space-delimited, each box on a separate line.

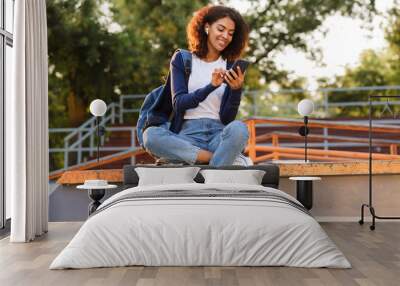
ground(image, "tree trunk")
xmin=67 ymin=91 xmax=86 ymax=127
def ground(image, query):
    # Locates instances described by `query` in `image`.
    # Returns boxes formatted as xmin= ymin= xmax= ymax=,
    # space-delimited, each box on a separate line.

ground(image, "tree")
xmin=242 ymin=0 xmax=376 ymax=85
xmin=385 ymin=6 xmax=400 ymax=85
xmin=318 ymin=50 xmax=392 ymax=117
xmin=110 ymin=0 xmax=209 ymax=93
xmin=319 ymin=5 xmax=400 ymax=117
xmin=47 ymin=0 xmax=136 ymax=126
xmin=47 ymin=0 xmax=209 ymax=169
xmin=47 ymin=0 xmax=209 ymax=127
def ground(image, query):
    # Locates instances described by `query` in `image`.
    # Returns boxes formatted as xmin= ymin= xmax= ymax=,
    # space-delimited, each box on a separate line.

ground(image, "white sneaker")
xmin=232 ymin=154 xmax=253 ymax=166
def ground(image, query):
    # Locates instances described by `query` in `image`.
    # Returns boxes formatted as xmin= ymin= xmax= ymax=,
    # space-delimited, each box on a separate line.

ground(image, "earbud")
xmin=205 ymin=28 xmax=209 ymax=35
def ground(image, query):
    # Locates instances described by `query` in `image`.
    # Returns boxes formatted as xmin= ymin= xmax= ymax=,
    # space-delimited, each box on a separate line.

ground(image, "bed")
xmin=50 ymin=164 xmax=350 ymax=269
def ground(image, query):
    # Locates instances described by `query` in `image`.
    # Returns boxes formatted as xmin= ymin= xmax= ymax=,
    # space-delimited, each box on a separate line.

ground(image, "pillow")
xmin=200 ymin=169 xmax=266 ymax=185
xmin=135 ymin=167 xmax=201 ymax=186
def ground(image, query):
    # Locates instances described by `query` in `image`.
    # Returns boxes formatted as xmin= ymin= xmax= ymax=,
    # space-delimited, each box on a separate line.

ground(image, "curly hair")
xmin=186 ymin=5 xmax=249 ymax=62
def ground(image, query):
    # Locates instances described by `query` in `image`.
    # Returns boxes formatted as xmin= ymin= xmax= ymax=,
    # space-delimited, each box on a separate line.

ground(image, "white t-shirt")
xmin=184 ymin=54 xmax=227 ymax=120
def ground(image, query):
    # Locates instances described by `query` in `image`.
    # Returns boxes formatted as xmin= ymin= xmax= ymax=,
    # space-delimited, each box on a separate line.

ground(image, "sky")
xmin=229 ymin=0 xmax=396 ymax=90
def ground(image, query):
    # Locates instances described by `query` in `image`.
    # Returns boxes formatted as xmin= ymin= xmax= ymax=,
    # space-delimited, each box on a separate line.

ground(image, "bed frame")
xmin=123 ymin=164 xmax=280 ymax=189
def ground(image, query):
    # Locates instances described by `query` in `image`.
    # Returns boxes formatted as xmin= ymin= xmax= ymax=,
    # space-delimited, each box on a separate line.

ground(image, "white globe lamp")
xmin=90 ymin=99 xmax=107 ymax=117
xmin=297 ymin=99 xmax=314 ymax=163
xmin=89 ymin=99 xmax=107 ymax=162
xmin=297 ymin=99 xmax=314 ymax=117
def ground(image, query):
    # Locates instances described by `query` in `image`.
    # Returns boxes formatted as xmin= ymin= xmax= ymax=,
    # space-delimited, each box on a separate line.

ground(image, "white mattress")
xmin=50 ymin=183 xmax=350 ymax=269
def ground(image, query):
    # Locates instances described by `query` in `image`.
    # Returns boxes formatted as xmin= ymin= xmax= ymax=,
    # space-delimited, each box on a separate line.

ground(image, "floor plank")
xmin=0 ymin=222 xmax=399 ymax=286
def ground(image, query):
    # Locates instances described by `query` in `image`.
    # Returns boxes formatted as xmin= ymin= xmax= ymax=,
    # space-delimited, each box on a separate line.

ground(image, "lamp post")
xmin=89 ymin=99 xmax=107 ymax=162
xmin=297 ymin=99 xmax=314 ymax=163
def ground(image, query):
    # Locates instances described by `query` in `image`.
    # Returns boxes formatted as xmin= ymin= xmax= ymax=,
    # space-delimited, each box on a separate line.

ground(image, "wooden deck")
xmin=55 ymin=160 xmax=400 ymax=185
xmin=1 ymin=222 xmax=399 ymax=286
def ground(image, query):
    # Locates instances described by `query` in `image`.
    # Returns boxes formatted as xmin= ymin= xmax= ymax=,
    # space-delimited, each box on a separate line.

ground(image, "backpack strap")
xmin=176 ymin=49 xmax=192 ymax=81
xmin=167 ymin=49 xmax=192 ymax=123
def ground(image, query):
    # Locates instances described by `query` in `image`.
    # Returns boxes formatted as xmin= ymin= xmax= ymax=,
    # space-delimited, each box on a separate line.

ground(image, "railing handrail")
xmin=251 ymin=145 xmax=400 ymax=161
xmin=69 ymin=114 xmax=113 ymax=149
xmin=119 ymin=94 xmax=146 ymax=99
xmin=244 ymin=117 xmax=400 ymax=133
xmin=256 ymin=131 xmax=400 ymax=145
xmin=64 ymin=102 xmax=119 ymax=142
xmin=49 ymin=146 xmax=134 ymax=152
xmin=262 ymin=100 xmax=400 ymax=109
xmin=245 ymin=85 xmax=400 ymax=95
xmin=64 ymin=116 xmax=97 ymax=141
xmin=50 ymin=126 xmax=135 ymax=133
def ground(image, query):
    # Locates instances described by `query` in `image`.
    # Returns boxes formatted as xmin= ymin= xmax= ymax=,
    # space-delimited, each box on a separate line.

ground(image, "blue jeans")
xmin=142 ymin=118 xmax=249 ymax=166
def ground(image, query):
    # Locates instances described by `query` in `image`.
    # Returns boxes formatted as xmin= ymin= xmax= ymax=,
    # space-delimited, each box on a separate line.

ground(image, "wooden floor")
xmin=0 ymin=222 xmax=399 ymax=286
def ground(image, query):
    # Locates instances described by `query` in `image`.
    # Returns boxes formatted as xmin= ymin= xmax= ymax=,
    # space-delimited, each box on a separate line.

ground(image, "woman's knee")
xmin=142 ymin=126 xmax=163 ymax=151
xmin=224 ymin=120 xmax=249 ymax=145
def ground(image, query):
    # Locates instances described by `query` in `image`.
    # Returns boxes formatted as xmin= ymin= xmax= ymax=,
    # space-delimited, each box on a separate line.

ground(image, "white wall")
xmin=279 ymin=174 xmax=400 ymax=221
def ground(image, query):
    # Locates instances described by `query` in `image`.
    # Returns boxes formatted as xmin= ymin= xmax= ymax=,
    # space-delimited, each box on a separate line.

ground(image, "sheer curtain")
xmin=7 ymin=0 xmax=49 ymax=242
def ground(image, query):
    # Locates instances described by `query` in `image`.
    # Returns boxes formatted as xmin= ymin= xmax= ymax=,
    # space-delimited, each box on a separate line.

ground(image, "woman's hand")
xmin=211 ymin=68 xmax=226 ymax=87
xmin=224 ymin=66 xmax=245 ymax=90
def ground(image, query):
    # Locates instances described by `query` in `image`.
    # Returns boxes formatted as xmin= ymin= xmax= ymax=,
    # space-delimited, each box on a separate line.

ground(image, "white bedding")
xmin=50 ymin=183 xmax=351 ymax=269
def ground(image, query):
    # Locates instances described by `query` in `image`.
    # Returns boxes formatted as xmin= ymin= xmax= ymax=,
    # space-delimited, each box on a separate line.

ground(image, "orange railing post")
xmin=246 ymin=119 xmax=257 ymax=162
xmin=272 ymin=134 xmax=279 ymax=160
xmin=390 ymin=144 xmax=398 ymax=155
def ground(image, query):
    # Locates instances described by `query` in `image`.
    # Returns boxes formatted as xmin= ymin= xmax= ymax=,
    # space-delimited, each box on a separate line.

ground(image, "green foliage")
xmin=47 ymin=0 xmax=137 ymax=126
xmin=317 ymin=50 xmax=394 ymax=118
xmin=321 ymin=5 xmax=400 ymax=117
xmin=222 ymin=0 xmax=376 ymax=117
xmin=385 ymin=6 xmax=400 ymax=85
xmin=110 ymin=0 xmax=209 ymax=92
xmin=47 ymin=0 xmax=208 ymax=169
xmin=47 ymin=0 xmax=209 ymax=129
xmin=237 ymin=0 xmax=376 ymax=85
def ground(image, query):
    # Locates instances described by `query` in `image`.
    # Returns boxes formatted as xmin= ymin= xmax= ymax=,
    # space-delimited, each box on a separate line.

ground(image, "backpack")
xmin=136 ymin=49 xmax=192 ymax=147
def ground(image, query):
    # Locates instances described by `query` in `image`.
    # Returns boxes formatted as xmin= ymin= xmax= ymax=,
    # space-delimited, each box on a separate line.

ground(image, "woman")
xmin=143 ymin=5 xmax=250 ymax=166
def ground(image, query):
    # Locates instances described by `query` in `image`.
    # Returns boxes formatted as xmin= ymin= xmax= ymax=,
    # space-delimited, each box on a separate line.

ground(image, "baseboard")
xmin=315 ymin=216 xmax=400 ymax=222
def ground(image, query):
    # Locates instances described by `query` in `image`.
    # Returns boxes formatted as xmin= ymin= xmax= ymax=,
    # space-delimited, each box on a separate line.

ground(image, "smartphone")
xmin=230 ymin=59 xmax=250 ymax=74
xmin=224 ymin=59 xmax=250 ymax=83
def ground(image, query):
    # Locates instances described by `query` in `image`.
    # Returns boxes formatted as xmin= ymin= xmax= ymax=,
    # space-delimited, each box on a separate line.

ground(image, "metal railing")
xmin=50 ymin=102 xmax=137 ymax=170
xmin=119 ymin=94 xmax=145 ymax=124
xmin=49 ymin=86 xmax=400 ymax=171
xmin=243 ymin=86 xmax=400 ymax=115
xmin=244 ymin=117 xmax=400 ymax=163
xmin=243 ymin=86 xmax=400 ymax=151
xmin=49 ymin=94 xmax=146 ymax=171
